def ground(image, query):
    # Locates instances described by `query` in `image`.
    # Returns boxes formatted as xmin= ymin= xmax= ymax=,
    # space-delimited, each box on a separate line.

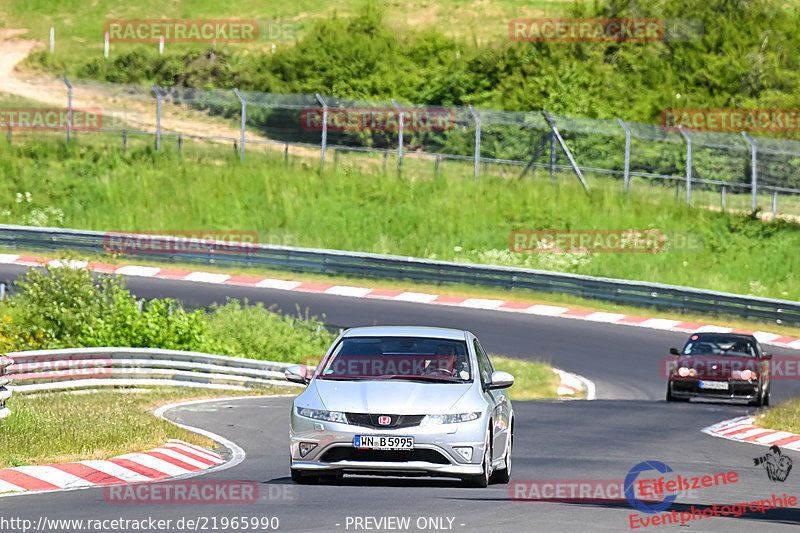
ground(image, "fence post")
xmin=549 ymin=132 xmax=556 ymax=181
xmin=469 ymin=105 xmax=481 ymax=183
xmin=233 ymin=88 xmax=246 ymax=161
xmin=61 ymin=76 xmax=72 ymax=142
xmin=151 ymin=84 xmax=162 ymax=151
xmin=742 ymin=132 xmax=758 ymax=213
xmin=721 ymin=185 xmax=726 ymax=209
xmin=315 ymin=93 xmax=328 ymax=169
xmin=122 ymin=130 xmax=127 ymax=153
xmin=618 ymin=118 xmax=631 ymax=191
xmin=678 ymin=126 xmax=692 ymax=205
xmin=773 ymin=191 xmax=778 ymax=218
xmin=50 ymin=27 xmax=54 ymax=53
xmin=392 ymin=99 xmax=404 ymax=172
xmin=541 ymin=110 xmax=589 ymax=193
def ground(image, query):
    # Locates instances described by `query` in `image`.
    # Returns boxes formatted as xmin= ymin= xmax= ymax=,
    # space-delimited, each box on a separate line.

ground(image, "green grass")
xmin=757 ymin=398 xmax=800 ymax=434
xmin=0 ymin=387 xmax=290 ymax=468
xmin=1 ymin=137 xmax=799 ymax=303
xmin=490 ymin=355 xmax=563 ymax=401
xmin=2 ymin=0 xmax=567 ymax=72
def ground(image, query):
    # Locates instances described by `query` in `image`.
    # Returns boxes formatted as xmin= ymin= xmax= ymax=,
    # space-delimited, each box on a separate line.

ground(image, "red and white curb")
xmin=2 ymin=253 xmax=799 ymax=350
xmin=554 ymin=368 xmax=596 ymax=400
xmin=0 ymin=440 xmax=223 ymax=494
xmin=702 ymin=416 xmax=800 ymax=451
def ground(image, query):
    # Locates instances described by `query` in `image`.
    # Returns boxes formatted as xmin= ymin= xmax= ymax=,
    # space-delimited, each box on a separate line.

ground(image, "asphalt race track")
xmin=1 ymin=264 xmax=799 ymax=532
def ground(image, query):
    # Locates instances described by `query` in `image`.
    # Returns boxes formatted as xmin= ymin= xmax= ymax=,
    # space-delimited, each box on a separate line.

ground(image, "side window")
xmin=472 ymin=339 xmax=493 ymax=385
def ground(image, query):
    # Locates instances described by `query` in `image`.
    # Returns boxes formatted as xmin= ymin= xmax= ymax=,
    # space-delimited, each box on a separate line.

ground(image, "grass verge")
xmin=0 ymin=386 xmax=291 ymax=468
xmin=490 ymin=355 xmax=563 ymax=401
xmin=757 ymin=398 xmax=800 ymax=435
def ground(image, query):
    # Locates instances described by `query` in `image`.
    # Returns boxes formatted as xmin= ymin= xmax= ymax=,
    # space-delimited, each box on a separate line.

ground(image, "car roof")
xmin=341 ymin=326 xmax=468 ymax=341
xmin=689 ymin=333 xmax=757 ymax=342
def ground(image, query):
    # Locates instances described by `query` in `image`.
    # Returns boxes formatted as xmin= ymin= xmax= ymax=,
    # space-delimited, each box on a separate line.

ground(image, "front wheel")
xmin=291 ymin=469 xmax=318 ymax=484
xmin=463 ymin=427 xmax=492 ymax=488
xmin=490 ymin=429 xmax=512 ymax=484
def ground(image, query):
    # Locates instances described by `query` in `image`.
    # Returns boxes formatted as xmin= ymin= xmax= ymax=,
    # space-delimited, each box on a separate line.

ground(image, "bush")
xmin=206 ymin=300 xmax=335 ymax=363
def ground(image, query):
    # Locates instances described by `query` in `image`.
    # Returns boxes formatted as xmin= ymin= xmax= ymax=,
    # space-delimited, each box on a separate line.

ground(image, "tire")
xmin=291 ymin=469 xmax=318 ymax=484
xmin=749 ymin=383 xmax=765 ymax=407
xmin=490 ymin=427 xmax=512 ymax=484
xmin=764 ymin=386 xmax=771 ymax=406
xmin=463 ymin=427 xmax=492 ymax=488
xmin=666 ymin=382 xmax=677 ymax=402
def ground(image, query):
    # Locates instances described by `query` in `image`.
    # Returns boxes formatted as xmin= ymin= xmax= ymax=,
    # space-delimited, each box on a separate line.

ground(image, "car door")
xmin=472 ymin=337 xmax=508 ymax=462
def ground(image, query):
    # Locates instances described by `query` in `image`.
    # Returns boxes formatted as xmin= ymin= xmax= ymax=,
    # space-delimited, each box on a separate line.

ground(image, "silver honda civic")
xmin=286 ymin=326 xmax=514 ymax=487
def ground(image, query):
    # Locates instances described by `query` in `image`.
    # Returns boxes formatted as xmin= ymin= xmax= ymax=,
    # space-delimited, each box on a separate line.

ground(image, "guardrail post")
xmin=392 ymin=99 xmax=404 ymax=172
xmin=721 ymin=185 xmax=726 ymax=209
xmin=151 ymin=84 xmax=162 ymax=151
xmin=742 ymin=132 xmax=758 ymax=213
xmin=469 ymin=105 xmax=481 ymax=183
xmin=233 ymin=88 xmax=246 ymax=162
xmin=61 ymin=76 xmax=72 ymax=142
xmin=315 ymin=93 xmax=328 ymax=169
xmin=0 ymin=282 xmax=5 ymax=300
xmin=0 ymin=356 xmax=12 ymax=420
xmin=678 ymin=126 xmax=693 ymax=204
xmin=122 ymin=130 xmax=127 ymax=153
xmin=549 ymin=132 xmax=556 ymax=181
xmin=541 ymin=110 xmax=589 ymax=193
xmin=618 ymin=118 xmax=632 ymax=191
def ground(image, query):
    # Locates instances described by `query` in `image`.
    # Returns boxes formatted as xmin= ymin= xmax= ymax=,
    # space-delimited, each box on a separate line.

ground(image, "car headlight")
xmin=297 ymin=407 xmax=348 ymax=423
xmin=732 ymin=369 xmax=756 ymax=380
xmin=420 ymin=412 xmax=481 ymax=425
xmin=677 ymin=366 xmax=695 ymax=377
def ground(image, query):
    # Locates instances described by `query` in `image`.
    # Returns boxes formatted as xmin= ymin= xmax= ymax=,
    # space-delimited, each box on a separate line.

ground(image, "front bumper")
xmin=669 ymin=379 xmax=761 ymax=402
xmin=289 ymin=411 xmax=487 ymax=478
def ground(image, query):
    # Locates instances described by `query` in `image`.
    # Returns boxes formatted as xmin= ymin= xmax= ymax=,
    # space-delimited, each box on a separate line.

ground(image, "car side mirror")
xmin=486 ymin=370 xmax=514 ymax=390
xmin=285 ymin=364 xmax=310 ymax=385
xmin=763 ymin=352 xmax=772 ymax=359
xmin=669 ymin=347 xmax=680 ymax=356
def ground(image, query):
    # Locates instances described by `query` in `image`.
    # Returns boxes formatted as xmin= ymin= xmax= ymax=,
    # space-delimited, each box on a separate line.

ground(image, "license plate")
xmin=354 ymin=435 xmax=414 ymax=450
xmin=699 ymin=380 xmax=729 ymax=390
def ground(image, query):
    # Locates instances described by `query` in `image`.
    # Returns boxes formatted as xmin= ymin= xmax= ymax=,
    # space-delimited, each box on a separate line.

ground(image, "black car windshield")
xmin=682 ymin=336 xmax=757 ymax=357
xmin=317 ymin=336 xmax=471 ymax=382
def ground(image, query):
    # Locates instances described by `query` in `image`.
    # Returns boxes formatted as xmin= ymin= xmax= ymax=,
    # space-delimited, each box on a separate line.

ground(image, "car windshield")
xmin=317 ymin=336 xmax=471 ymax=382
xmin=682 ymin=336 xmax=756 ymax=357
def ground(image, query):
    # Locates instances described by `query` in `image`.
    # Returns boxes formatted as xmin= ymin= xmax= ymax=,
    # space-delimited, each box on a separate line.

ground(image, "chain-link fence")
xmin=3 ymin=78 xmax=800 ymax=215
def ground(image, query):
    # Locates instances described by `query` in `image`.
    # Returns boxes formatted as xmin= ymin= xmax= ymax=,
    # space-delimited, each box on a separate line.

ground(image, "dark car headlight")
xmin=297 ymin=407 xmax=348 ymax=423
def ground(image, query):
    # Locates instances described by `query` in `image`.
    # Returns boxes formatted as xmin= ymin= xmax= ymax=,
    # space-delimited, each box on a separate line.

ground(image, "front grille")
xmin=320 ymin=447 xmax=450 ymax=464
xmin=672 ymin=380 xmax=758 ymax=396
xmin=345 ymin=413 xmax=425 ymax=429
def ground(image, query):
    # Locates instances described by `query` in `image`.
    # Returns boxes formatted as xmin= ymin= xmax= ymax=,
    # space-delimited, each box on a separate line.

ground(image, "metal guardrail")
xmin=2 ymin=348 xmax=303 ymax=399
xmin=0 ymin=355 xmax=14 ymax=419
xmin=0 ymin=224 xmax=798 ymax=325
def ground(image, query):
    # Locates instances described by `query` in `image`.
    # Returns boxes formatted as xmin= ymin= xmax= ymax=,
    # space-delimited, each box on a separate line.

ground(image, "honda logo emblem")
xmin=378 ymin=416 xmax=391 ymax=425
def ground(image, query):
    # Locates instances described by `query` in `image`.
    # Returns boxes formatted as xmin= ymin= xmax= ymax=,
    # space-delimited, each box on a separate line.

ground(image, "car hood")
xmin=311 ymin=379 xmax=473 ymax=414
xmin=673 ymin=355 xmax=762 ymax=379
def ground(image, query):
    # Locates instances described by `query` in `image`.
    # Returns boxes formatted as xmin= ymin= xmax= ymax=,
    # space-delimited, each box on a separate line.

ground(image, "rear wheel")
xmin=463 ymin=427 xmax=492 ymax=488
